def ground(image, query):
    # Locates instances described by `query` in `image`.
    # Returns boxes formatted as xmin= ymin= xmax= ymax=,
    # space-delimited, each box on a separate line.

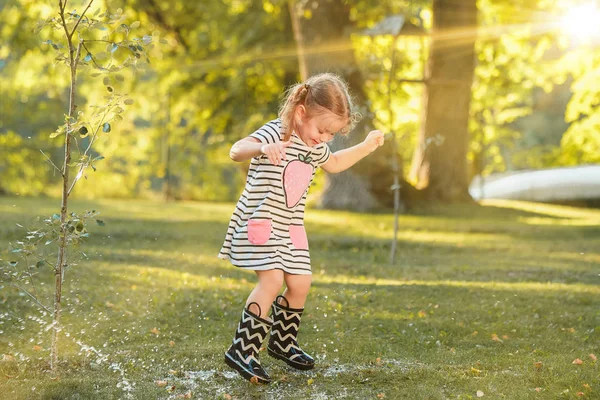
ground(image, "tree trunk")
xmin=409 ymin=0 xmax=477 ymax=201
xmin=52 ymin=37 xmax=80 ymax=371
xmin=288 ymin=0 xmax=399 ymax=211
xmin=52 ymin=0 xmax=90 ymax=369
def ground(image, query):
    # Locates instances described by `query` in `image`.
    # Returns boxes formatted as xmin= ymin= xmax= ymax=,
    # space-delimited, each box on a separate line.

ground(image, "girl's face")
xmin=294 ymin=106 xmax=347 ymax=147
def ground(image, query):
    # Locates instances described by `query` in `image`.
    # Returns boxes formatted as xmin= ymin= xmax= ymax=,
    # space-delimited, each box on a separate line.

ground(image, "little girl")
xmin=218 ymin=72 xmax=384 ymax=383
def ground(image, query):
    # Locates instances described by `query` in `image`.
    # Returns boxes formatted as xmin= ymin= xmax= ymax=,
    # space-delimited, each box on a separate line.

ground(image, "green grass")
xmin=0 ymin=196 xmax=599 ymax=399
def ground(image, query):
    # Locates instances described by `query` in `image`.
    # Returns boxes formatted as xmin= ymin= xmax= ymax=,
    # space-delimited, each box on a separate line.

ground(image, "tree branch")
xmin=40 ymin=150 xmax=64 ymax=176
xmin=71 ymin=127 xmax=84 ymax=158
xmin=9 ymin=283 xmax=52 ymax=314
xmin=74 ymin=40 xmax=83 ymax=71
xmin=82 ymin=42 xmax=106 ymax=70
xmin=70 ymin=0 xmax=95 ymax=39
xmin=82 ymin=39 xmax=113 ymax=44
xmin=67 ymin=169 xmax=83 ymax=196
xmin=58 ymin=1 xmax=70 ymax=40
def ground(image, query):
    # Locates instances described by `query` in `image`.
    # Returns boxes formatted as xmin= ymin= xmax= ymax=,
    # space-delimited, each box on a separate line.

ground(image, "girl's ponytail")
xmin=279 ymin=83 xmax=310 ymax=141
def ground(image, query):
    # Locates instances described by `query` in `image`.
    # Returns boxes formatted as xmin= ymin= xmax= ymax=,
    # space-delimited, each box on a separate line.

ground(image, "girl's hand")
xmin=363 ymin=130 xmax=385 ymax=153
xmin=260 ymin=141 xmax=292 ymax=165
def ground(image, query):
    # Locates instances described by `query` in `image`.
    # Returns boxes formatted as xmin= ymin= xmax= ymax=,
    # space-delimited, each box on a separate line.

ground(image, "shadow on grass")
xmin=3 ymin=252 xmax=599 ymax=399
xmin=29 ymin=210 xmax=595 ymax=287
xmin=406 ymin=203 xmax=567 ymax=220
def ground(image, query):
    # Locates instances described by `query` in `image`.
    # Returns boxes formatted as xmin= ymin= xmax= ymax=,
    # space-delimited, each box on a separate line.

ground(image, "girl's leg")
xmin=281 ymin=273 xmax=312 ymax=308
xmin=224 ymin=269 xmax=283 ymax=384
xmin=245 ymin=269 xmax=284 ymax=318
xmin=267 ymin=272 xmax=314 ymax=370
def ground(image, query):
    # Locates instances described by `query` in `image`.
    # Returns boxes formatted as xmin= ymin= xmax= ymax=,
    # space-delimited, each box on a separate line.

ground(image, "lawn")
xmin=0 ymin=196 xmax=598 ymax=399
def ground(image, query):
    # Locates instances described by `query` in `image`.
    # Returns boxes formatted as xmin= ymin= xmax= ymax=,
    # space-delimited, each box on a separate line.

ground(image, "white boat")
xmin=469 ymin=165 xmax=600 ymax=202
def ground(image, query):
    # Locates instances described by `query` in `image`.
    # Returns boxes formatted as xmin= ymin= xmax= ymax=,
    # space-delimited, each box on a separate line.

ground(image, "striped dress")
xmin=218 ymin=119 xmax=331 ymax=275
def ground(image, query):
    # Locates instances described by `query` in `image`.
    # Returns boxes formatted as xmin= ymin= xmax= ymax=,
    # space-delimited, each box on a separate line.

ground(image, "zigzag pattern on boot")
xmin=231 ymin=336 xmax=261 ymax=353
xmin=271 ymin=340 xmax=301 ymax=354
xmin=241 ymin=312 xmax=271 ymax=332
xmin=235 ymin=326 xmax=269 ymax=343
xmin=272 ymin=320 xmax=300 ymax=331
xmin=271 ymin=329 xmax=300 ymax=343
xmin=233 ymin=348 xmax=261 ymax=365
xmin=272 ymin=307 xmax=302 ymax=321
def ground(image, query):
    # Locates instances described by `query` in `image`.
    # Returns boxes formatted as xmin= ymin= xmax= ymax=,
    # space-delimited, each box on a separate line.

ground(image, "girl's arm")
xmin=230 ymin=137 xmax=291 ymax=165
xmin=321 ymin=130 xmax=384 ymax=174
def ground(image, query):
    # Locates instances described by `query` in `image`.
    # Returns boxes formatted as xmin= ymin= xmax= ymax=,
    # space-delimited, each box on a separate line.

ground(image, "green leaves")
xmin=43 ymin=39 xmax=60 ymax=50
xmin=298 ymin=153 xmax=313 ymax=163
xmin=50 ymin=126 xmax=65 ymax=139
xmin=75 ymin=221 xmax=85 ymax=233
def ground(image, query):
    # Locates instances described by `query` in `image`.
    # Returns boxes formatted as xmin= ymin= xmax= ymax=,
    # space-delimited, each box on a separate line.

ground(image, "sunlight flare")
xmin=561 ymin=3 xmax=600 ymax=41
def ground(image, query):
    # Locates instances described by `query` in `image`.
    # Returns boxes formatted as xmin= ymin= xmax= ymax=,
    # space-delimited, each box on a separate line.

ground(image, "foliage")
xmin=469 ymin=0 xmax=555 ymax=176
xmin=113 ymin=0 xmax=296 ymax=200
xmin=555 ymin=47 xmax=600 ymax=165
xmin=470 ymin=0 xmax=600 ymax=176
xmin=0 ymin=1 xmax=69 ymax=195
xmin=1 ymin=0 xmax=599 ymax=203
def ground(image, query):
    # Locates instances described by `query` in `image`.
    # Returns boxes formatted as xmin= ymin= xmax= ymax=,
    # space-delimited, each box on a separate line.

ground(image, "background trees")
xmin=1 ymin=0 xmax=597 ymax=209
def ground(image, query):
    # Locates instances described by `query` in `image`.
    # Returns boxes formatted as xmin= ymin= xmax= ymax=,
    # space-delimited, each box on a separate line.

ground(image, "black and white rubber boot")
xmin=224 ymin=302 xmax=272 ymax=384
xmin=267 ymin=295 xmax=315 ymax=370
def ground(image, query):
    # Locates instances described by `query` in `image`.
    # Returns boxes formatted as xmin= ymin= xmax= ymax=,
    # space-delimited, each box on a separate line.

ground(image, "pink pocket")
xmin=289 ymin=224 xmax=309 ymax=250
xmin=247 ymin=219 xmax=272 ymax=245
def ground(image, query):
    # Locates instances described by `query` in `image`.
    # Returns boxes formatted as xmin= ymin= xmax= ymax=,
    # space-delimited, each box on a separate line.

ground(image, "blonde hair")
xmin=278 ymin=73 xmax=362 ymax=141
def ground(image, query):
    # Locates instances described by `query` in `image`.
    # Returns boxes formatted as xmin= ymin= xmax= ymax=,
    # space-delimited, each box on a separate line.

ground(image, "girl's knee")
xmin=285 ymin=274 xmax=312 ymax=294
xmin=257 ymin=269 xmax=285 ymax=292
